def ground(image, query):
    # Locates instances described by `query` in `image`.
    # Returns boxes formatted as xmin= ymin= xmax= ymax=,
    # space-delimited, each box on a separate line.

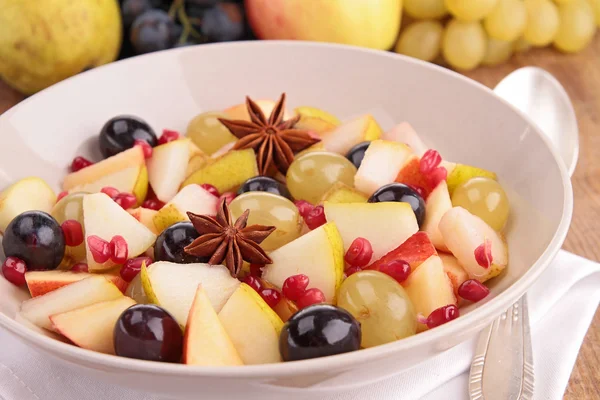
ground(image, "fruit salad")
xmin=1 ymin=93 xmax=510 ymax=365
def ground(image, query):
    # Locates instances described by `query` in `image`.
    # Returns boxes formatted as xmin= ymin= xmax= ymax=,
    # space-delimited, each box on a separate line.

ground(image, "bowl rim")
xmin=0 ymin=40 xmax=573 ymax=378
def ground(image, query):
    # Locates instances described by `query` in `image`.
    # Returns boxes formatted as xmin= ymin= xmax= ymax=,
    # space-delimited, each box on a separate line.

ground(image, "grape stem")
xmin=168 ymin=0 xmax=205 ymax=44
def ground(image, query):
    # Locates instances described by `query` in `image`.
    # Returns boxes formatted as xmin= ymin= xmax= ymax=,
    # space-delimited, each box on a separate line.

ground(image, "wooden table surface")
xmin=0 ymin=36 xmax=599 ymax=399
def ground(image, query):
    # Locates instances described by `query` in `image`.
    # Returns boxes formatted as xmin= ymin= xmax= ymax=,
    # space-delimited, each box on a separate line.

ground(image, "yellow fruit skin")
xmin=587 ymin=0 xmax=600 ymax=26
xmin=132 ymin=165 xmax=148 ymax=206
xmin=294 ymin=107 xmax=341 ymax=125
xmin=153 ymin=204 xmax=187 ymax=233
xmin=322 ymin=222 xmax=345 ymax=299
xmin=0 ymin=0 xmax=122 ymax=94
xmin=553 ymin=0 xmax=596 ymax=53
xmin=446 ymin=164 xmax=497 ymax=193
xmin=442 ymin=20 xmax=487 ymax=71
xmin=363 ymin=116 xmax=384 ymax=141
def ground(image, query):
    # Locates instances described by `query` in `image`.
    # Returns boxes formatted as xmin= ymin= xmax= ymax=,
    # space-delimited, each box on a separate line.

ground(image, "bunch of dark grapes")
xmin=118 ymin=0 xmax=251 ymax=59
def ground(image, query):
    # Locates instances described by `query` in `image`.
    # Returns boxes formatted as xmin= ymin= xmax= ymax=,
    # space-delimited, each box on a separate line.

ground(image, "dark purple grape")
xmin=114 ymin=304 xmax=183 ymax=363
xmin=368 ymin=183 xmax=426 ymax=227
xmin=187 ymin=0 xmax=220 ymax=7
xmin=130 ymin=10 xmax=178 ymax=54
xmin=154 ymin=222 xmax=208 ymax=264
xmin=237 ymin=176 xmax=293 ymax=200
xmin=122 ymin=0 xmax=152 ymax=29
xmin=99 ymin=115 xmax=157 ymax=158
xmin=201 ymin=3 xmax=245 ymax=42
xmin=345 ymin=141 xmax=371 ymax=169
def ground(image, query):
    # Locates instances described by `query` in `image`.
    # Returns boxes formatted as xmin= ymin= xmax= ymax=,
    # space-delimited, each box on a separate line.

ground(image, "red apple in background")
xmin=245 ymin=0 xmax=403 ymax=50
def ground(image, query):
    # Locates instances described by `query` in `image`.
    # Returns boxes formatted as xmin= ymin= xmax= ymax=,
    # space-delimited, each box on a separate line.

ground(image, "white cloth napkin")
xmin=1 ymin=250 xmax=598 ymax=400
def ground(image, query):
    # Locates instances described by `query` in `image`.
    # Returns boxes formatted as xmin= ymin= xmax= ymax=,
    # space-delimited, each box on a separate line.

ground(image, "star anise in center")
xmin=218 ymin=93 xmax=321 ymax=175
xmin=184 ymin=199 xmax=275 ymax=278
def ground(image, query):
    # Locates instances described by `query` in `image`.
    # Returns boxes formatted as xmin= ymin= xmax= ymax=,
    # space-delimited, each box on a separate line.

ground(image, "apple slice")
xmin=421 ymin=181 xmax=452 ymax=252
xmin=83 ymin=193 xmax=157 ymax=271
xmin=320 ymin=115 xmax=383 ymax=155
xmin=218 ymin=283 xmax=283 ymax=364
xmin=0 ymin=177 xmax=56 ymax=233
xmin=50 ymin=297 xmax=136 ymax=354
xmin=183 ymin=285 xmax=243 ymax=366
xmin=438 ymin=207 xmax=508 ymax=282
xmin=382 ymin=122 xmax=429 ymax=155
xmin=365 ymin=231 xmax=437 ymax=274
xmin=439 ymin=253 xmax=469 ymax=300
xmin=354 ymin=140 xmax=413 ymax=196
xmin=395 ymin=155 xmax=436 ymax=199
xmin=263 ymin=222 xmax=344 ymax=302
xmin=25 ymin=270 xmax=128 ymax=297
xmin=128 ymin=207 xmax=159 ymax=234
xmin=142 ymin=261 xmax=240 ymax=326
xmin=446 ymin=164 xmax=497 ymax=194
xmin=20 ymin=275 xmax=123 ymax=330
xmin=324 ymin=201 xmax=419 ymax=261
xmin=69 ymin=165 xmax=148 ymax=205
xmin=147 ymin=139 xmax=190 ymax=202
xmin=404 ymin=255 xmax=457 ymax=331
xmin=153 ymin=184 xmax=218 ymax=233
xmin=321 ymin=182 xmax=368 ymax=204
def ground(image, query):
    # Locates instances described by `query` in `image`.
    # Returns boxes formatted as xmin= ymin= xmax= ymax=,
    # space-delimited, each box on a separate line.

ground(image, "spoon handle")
xmin=468 ymin=295 xmax=534 ymax=400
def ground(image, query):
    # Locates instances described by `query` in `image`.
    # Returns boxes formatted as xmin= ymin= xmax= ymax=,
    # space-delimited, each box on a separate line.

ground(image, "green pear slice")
xmin=147 ymin=139 xmax=190 ymax=202
xmin=354 ymin=140 xmax=413 ymax=196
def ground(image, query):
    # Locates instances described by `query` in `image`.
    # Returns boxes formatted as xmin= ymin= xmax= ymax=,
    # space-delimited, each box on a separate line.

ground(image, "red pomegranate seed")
xmin=1 ymin=257 xmax=27 ymax=286
xmin=142 ymin=198 xmax=164 ymax=210
xmin=345 ymin=265 xmax=363 ymax=277
xmin=428 ymin=166 xmax=448 ymax=187
xmin=294 ymin=200 xmax=313 ymax=218
xmin=260 ymin=288 xmax=282 ymax=308
xmin=459 ymin=279 xmax=490 ymax=302
xmin=134 ymin=139 xmax=153 ymax=159
xmin=378 ymin=260 xmax=411 ymax=283
xmin=218 ymin=192 xmax=236 ymax=206
xmin=426 ymin=304 xmax=459 ymax=329
xmin=87 ymin=235 xmax=111 ymax=264
xmin=344 ymin=237 xmax=373 ymax=267
xmin=419 ymin=149 xmax=442 ymax=174
xmin=158 ymin=129 xmax=181 ymax=145
xmin=114 ymin=193 xmax=137 ymax=209
xmin=71 ymin=156 xmax=94 ymax=172
xmin=120 ymin=256 xmax=153 ymax=282
xmin=71 ymin=263 xmax=88 ymax=273
xmin=200 ymin=183 xmax=220 ymax=197
xmin=57 ymin=191 xmax=68 ymax=202
xmin=101 ymin=186 xmax=120 ymax=199
xmin=282 ymin=274 xmax=310 ymax=301
xmin=249 ymin=263 xmax=263 ymax=277
xmin=406 ymin=184 xmax=426 ymax=199
xmin=61 ymin=220 xmax=84 ymax=247
xmin=304 ymin=205 xmax=327 ymax=230
xmin=474 ymin=239 xmax=493 ymax=269
xmin=297 ymin=288 xmax=326 ymax=309
xmin=243 ymin=275 xmax=262 ymax=292
xmin=109 ymin=235 xmax=129 ymax=264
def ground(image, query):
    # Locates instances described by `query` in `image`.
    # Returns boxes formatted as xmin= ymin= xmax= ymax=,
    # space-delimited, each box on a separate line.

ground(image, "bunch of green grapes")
xmin=396 ymin=0 xmax=598 ymax=71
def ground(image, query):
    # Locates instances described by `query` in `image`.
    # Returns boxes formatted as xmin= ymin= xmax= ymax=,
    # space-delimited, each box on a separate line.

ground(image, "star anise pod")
xmin=184 ymin=199 xmax=276 ymax=278
xmin=218 ymin=93 xmax=321 ymax=175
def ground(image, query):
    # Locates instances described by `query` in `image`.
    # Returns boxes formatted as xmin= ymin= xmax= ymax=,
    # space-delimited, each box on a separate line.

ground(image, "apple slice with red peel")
xmin=439 ymin=253 xmax=469 ymax=300
xmin=421 ymin=181 xmax=452 ymax=252
xmin=50 ymin=297 xmax=136 ymax=354
xmin=25 ymin=270 xmax=127 ymax=297
xmin=354 ymin=140 xmax=413 ymax=196
xmin=365 ymin=231 xmax=437 ymax=275
xmin=382 ymin=122 xmax=428 ymax=155
xmin=395 ymin=155 xmax=437 ymax=199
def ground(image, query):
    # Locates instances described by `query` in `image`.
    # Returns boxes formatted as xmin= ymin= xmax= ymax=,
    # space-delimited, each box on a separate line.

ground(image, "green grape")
xmin=51 ymin=192 xmax=87 ymax=268
xmin=286 ymin=151 xmax=357 ymax=205
xmin=587 ymin=0 xmax=600 ymax=26
xmin=404 ymin=0 xmax=448 ymax=18
xmin=524 ymin=0 xmax=560 ymax=46
xmin=337 ymin=270 xmax=416 ymax=348
xmin=442 ymin=19 xmax=487 ymax=71
xmin=482 ymin=37 xmax=514 ymax=66
xmin=395 ymin=21 xmax=444 ymax=62
xmin=451 ymin=177 xmax=510 ymax=231
xmin=484 ymin=0 xmax=528 ymax=42
xmin=186 ymin=111 xmax=237 ymax=155
xmin=125 ymin=274 xmax=148 ymax=304
xmin=229 ymin=192 xmax=302 ymax=251
xmin=553 ymin=0 xmax=596 ymax=52
xmin=445 ymin=0 xmax=499 ymax=21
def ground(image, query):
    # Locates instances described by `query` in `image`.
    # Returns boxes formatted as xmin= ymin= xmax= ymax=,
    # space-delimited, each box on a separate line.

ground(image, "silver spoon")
xmin=468 ymin=67 xmax=579 ymax=400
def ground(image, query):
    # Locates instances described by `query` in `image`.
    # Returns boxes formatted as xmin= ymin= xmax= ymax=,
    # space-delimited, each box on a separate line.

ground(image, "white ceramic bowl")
xmin=0 ymin=42 xmax=573 ymax=399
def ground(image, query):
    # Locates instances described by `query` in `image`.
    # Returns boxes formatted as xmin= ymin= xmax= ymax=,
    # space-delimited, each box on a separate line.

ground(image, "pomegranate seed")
xmin=282 ymin=274 xmax=310 ymax=301
xmin=87 ymin=235 xmax=111 ymax=264
xmin=200 ymin=183 xmax=220 ymax=197
xmin=419 ymin=149 xmax=442 ymax=174
xmin=114 ymin=192 xmax=137 ymax=209
xmin=345 ymin=265 xmax=363 ymax=277
xmin=71 ymin=263 xmax=88 ymax=273
xmin=243 ymin=275 xmax=262 ymax=292
xmin=109 ymin=235 xmax=129 ymax=264
xmin=57 ymin=191 xmax=68 ymax=202
xmin=120 ymin=256 xmax=153 ymax=282
xmin=459 ymin=279 xmax=490 ymax=302
xmin=260 ymin=288 xmax=282 ymax=308
xmin=134 ymin=139 xmax=153 ymax=159
xmin=249 ymin=263 xmax=263 ymax=277
xmin=304 ymin=205 xmax=327 ymax=230
xmin=297 ymin=288 xmax=326 ymax=309
xmin=344 ymin=237 xmax=373 ymax=267
xmin=474 ymin=239 xmax=493 ymax=269
xmin=378 ymin=260 xmax=411 ymax=283
xmin=61 ymin=220 xmax=84 ymax=247
xmin=1 ymin=257 xmax=27 ymax=286
xmin=101 ymin=186 xmax=120 ymax=199
xmin=71 ymin=156 xmax=94 ymax=172
xmin=142 ymin=198 xmax=164 ymax=210
xmin=218 ymin=192 xmax=236 ymax=206
xmin=158 ymin=129 xmax=181 ymax=145
xmin=294 ymin=200 xmax=313 ymax=218
xmin=426 ymin=305 xmax=459 ymax=329
xmin=428 ymin=166 xmax=447 ymax=187
xmin=406 ymin=184 xmax=426 ymax=199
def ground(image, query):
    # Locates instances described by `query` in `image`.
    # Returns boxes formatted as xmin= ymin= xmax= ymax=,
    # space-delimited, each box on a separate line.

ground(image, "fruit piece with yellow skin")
xmin=446 ymin=164 xmax=497 ymax=194
xmin=70 ymin=165 xmax=148 ymax=206
xmin=321 ymin=182 xmax=368 ymax=204
xmin=294 ymin=116 xmax=337 ymax=134
xmin=0 ymin=177 xmax=56 ymax=233
xmin=294 ymin=106 xmax=341 ymax=125
xmin=0 ymin=0 xmax=122 ymax=94
xmin=152 ymin=184 xmax=218 ymax=233
xmin=321 ymin=115 xmax=383 ymax=155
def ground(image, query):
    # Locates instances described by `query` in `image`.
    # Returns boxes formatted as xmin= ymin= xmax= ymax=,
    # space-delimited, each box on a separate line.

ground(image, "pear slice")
xmin=421 ymin=181 xmax=452 ymax=252
xmin=294 ymin=106 xmax=341 ymax=125
xmin=128 ymin=207 xmax=159 ymax=234
xmin=321 ymin=182 xmax=368 ymax=204
xmin=218 ymin=283 xmax=283 ymax=364
xmin=439 ymin=253 xmax=469 ymax=300
xmin=25 ymin=270 xmax=128 ymax=297
xmin=183 ymin=285 xmax=243 ymax=366
xmin=294 ymin=116 xmax=337 ymax=134
xmin=446 ymin=164 xmax=497 ymax=194
xmin=354 ymin=140 xmax=413 ymax=196
xmin=324 ymin=201 xmax=419 ymax=261
xmin=147 ymin=139 xmax=190 ymax=202
xmin=69 ymin=165 xmax=148 ymax=205
xmin=0 ymin=177 xmax=56 ymax=233
xmin=439 ymin=207 xmax=508 ymax=282
xmin=382 ymin=122 xmax=429 ymax=155
xmin=320 ymin=114 xmax=383 ymax=155
xmin=50 ymin=297 xmax=136 ymax=354
xmin=153 ymin=184 xmax=218 ymax=233
xmin=83 ymin=193 xmax=157 ymax=271
xmin=262 ymin=222 xmax=344 ymax=302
